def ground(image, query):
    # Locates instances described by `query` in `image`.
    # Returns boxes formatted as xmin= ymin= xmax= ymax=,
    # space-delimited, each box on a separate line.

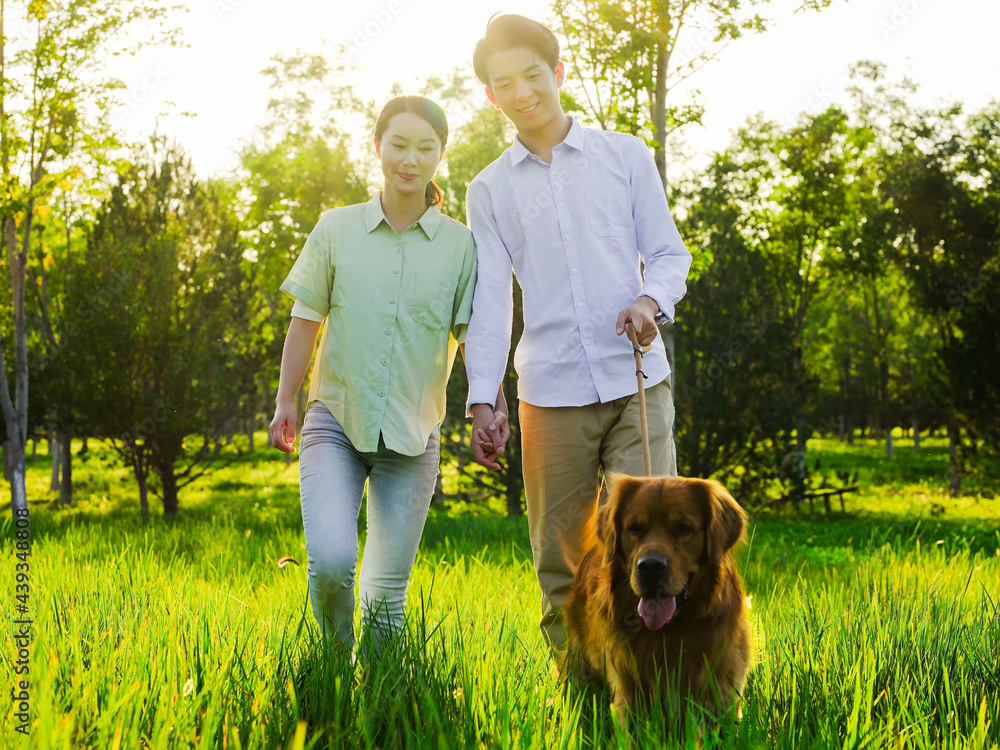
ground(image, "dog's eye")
xmin=626 ymin=523 xmax=643 ymax=537
xmin=676 ymin=524 xmax=695 ymax=538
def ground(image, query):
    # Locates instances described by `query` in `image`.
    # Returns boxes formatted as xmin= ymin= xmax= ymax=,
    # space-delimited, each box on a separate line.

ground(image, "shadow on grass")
xmin=751 ymin=507 xmax=1000 ymax=557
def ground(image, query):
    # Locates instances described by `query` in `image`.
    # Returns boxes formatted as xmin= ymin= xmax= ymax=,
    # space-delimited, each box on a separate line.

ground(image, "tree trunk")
xmin=50 ymin=427 xmax=61 ymax=490
xmin=791 ymin=347 xmax=807 ymax=508
xmin=907 ymin=359 xmax=919 ymax=450
xmin=134 ymin=453 xmax=150 ymax=525
xmin=503 ymin=403 xmax=524 ymax=518
xmin=652 ymin=46 xmax=667 ymax=192
xmin=946 ymin=403 xmax=961 ymax=497
xmin=1 ymin=215 xmax=30 ymax=516
xmin=59 ymin=429 xmax=72 ymax=505
xmin=160 ymin=460 xmax=179 ymax=517
xmin=7 ymin=447 xmax=26 ymax=516
xmin=879 ymin=294 xmax=893 ymax=460
xmin=840 ymin=348 xmax=853 ymax=444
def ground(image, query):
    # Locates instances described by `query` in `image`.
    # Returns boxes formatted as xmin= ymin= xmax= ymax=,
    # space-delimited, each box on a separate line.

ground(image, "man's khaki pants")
xmin=519 ymin=379 xmax=676 ymax=655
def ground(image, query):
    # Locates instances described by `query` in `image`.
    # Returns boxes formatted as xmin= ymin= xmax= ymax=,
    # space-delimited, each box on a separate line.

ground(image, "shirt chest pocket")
xmin=406 ymin=270 xmax=452 ymax=331
xmin=586 ymin=187 xmax=633 ymax=237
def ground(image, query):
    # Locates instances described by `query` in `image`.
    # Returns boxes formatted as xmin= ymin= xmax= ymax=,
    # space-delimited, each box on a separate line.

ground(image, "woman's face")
xmin=376 ymin=111 xmax=444 ymax=201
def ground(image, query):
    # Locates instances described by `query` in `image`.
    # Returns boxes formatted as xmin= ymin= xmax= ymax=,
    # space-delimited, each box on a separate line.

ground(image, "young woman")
xmin=268 ymin=96 xmax=507 ymax=651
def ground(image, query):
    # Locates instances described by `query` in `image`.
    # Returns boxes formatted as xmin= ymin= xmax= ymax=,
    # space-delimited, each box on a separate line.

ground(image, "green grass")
xmin=4 ymin=436 xmax=999 ymax=748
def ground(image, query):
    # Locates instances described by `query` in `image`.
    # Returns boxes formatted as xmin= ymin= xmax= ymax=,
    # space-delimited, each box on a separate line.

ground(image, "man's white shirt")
xmin=465 ymin=116 xmax=692 ymax=409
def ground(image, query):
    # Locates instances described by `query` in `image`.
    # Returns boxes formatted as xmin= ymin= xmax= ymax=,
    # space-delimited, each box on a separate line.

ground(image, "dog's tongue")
xmin=638 ymin=596 xmax=677 ymax=630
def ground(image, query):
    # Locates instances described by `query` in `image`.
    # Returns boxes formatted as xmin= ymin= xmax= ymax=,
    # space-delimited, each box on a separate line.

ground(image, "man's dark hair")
xmin=472 ymin=14 xmax=560 ymax=86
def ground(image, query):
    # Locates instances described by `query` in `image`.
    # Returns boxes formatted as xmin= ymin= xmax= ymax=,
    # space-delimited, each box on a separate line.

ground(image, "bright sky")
xmin=108 ymin=0 xmax=1000 ymax=178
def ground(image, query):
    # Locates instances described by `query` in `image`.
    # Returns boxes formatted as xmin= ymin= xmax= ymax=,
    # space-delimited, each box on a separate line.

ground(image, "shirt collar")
xmin=364 ymin=192 xmax=443 ymax=240
xmin=509 ymin=115 xmax=584 ymax=165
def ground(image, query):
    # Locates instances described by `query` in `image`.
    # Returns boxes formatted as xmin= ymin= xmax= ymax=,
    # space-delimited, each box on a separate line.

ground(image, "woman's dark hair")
xmin=374 ymin=96 xmax=448 ymax=209
xmin=472 ymin=14 xmax=560 ymax=86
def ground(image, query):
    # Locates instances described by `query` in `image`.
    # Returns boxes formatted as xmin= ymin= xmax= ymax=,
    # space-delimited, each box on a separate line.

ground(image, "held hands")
xmin=616 ymin=295 xmax=660 ymax=348
xmin=269 ymin=402 xmax=299 ymax=453
xmin=470 ymin=403 xmax=510 ymax=470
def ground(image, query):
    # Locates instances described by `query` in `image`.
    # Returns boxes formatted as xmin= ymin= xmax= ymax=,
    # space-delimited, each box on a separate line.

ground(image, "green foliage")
xmin=57 ymin=139 xmax=259 ymax=516
xmin=1 ymin=0 xmax=184 ymax=514
xmin=9 ymin=437 xmax=1000 ymax=748
xmin=672 ymin=70 xmax=1000 ymax=500
xmin=549 ymin=0 xmax=835 ymax=194
xmin=881 ymin=101 xmax=1000 ymax=451
xmin=436 ymin=105 xmax=511 ymax=222
xmin=674 ymin=142 xmax=799 ymax=501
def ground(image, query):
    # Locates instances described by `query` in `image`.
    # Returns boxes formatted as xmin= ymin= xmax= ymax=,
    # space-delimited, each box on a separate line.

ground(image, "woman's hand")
xmin=270 ymin=316 xmax=322 ymax=453
xmin=269 ymin=402 xmax=299 ymax=453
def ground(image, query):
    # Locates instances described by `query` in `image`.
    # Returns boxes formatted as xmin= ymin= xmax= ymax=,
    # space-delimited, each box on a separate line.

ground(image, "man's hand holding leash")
xmin=616 ymin=295 xmax=660 ymax=348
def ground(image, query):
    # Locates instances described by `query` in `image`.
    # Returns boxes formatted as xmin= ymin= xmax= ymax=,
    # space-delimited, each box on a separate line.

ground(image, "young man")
xmin=464 ymin=14 xmax=692 ymax=654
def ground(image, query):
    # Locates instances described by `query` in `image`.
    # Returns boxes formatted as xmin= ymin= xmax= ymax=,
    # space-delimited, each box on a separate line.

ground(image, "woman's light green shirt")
xmin=280 ymin=195 xmax=477 ymax=457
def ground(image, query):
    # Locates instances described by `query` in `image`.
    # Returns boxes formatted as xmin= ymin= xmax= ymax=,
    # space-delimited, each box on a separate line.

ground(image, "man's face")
xmin=484 ymin=46 xmax=565 ymax=135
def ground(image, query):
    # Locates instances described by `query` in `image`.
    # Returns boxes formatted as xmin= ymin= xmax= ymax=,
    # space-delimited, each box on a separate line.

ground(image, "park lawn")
xmin=4 ymin=436 xmax=999 ymax=749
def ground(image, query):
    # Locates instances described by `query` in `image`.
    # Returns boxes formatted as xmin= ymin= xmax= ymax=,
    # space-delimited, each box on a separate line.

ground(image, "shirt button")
xmin=559 ymin=202 xmax=565 ymax=207
xmin=392 ymin=268 xmax=399 ymax=274
xmin=395 ymin=240 xmax=401 ymax=247
xmin=572 ymin=268 xmax=578 ymax=274
xmin=381 ymin=359 xmax=388 ymax=366
xmin=378 ymin=390 xmax=385 ymax=397
xmin=585 ymin=339 xmax=592 ymax=345
xmin=565 ymin=234 xmax=571 ymax=240
xmin=389 ymin=297 xmax=395 ymax=304
xmin=385 ymin=328 xmax=391 ymax=335
xmin=578 ymin=302 xmax=584 ymax=308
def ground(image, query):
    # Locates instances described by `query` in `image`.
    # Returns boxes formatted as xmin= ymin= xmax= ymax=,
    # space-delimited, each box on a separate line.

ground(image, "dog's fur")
xmin=563 ymin=475 xmax=751 ymax=721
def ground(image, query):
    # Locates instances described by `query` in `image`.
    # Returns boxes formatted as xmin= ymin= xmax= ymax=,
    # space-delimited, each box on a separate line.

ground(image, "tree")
xmin=551 ymin=0 xmax=837 ymax=190
xmin=61 ymin=140 xmax=257 ymax=520
xmin=882 ymin=102 xmax=1000 ymax=494
xmin=675 ymin=104 xmax=879 ymax=504
xmin=0 ymin=0 xmax=181 ymax=515
xmin=674 ymin=149 xmax=798 ymax=503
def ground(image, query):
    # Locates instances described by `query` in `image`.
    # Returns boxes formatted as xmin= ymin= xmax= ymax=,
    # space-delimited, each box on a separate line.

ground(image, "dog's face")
xmin=596 ymin=476 xmax=746 ymax=630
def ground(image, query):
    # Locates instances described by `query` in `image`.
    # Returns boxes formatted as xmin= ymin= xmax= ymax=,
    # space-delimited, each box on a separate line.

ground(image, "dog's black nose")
xmin=637 ymin=555 xmax=667 ymax=578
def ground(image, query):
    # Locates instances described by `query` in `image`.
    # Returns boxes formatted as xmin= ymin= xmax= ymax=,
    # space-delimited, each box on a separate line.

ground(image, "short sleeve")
xmin=279 ymin=211 xmax=337 ymax=316
xmin=451 ymin=232 xmax=478 ymax=343
xmin=290 ymin=299 xmax=325 ymax=322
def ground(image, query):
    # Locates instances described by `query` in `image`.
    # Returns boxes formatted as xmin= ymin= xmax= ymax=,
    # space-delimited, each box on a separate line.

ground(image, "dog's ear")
xmin=598 ymin=474 xmax=643 ymax=566
xmin=701 ymin=479 xmax=747 ymax=566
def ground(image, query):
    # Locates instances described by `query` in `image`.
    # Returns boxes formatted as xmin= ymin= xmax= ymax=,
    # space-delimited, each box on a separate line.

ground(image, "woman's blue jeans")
xmin=298 ymin=402 xmax=440 ymax=650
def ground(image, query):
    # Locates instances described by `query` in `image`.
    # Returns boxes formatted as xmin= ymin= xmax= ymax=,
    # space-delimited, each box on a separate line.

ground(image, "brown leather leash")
xmin=625 ymin=322 xmax=652 ymax=477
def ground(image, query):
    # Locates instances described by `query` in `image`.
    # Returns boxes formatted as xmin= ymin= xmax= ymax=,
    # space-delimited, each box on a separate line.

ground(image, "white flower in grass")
xmin=183 ymin=678 xmax=195 ymax=697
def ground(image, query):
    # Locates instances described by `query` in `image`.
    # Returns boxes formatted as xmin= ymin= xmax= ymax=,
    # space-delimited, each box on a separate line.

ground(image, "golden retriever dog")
xmin=563 ymin=475 xmax=751 ymax=723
